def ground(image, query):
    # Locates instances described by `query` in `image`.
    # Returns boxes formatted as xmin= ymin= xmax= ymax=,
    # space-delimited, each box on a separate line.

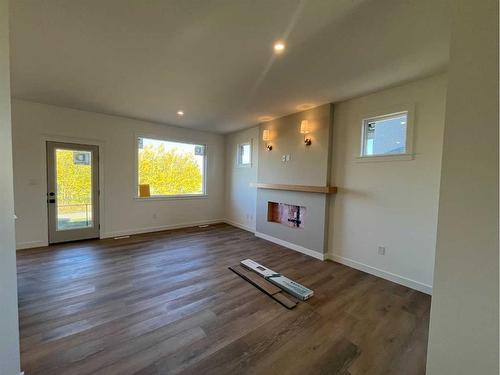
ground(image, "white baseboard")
xmin=17 ymin=219 xmax=227 ymax=248
xmin=16 ymin=220 xmax=225 ymax=248
xmin=16 ymin=240 xmax=49 ymax=250
xmin=101 ymin=219 xmax=224 ymax=239
xmin=223 ymin=219 xmax=255 ymax=233
xmin=254 ymin=231 xmax=325 ymax=261
xmin=327 ymin=253 xmax=432 ymax=295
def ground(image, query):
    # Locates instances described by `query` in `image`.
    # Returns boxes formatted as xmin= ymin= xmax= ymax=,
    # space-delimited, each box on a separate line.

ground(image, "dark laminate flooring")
xmin=17 ymin=224 xmax=431 ymax=375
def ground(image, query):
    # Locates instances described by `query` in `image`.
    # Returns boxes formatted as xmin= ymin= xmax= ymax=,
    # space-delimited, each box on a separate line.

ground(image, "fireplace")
xmin=256 ymin=189 xmax=328 ymax=257
xmin=267 ymin=201 xmax=306 ymax=229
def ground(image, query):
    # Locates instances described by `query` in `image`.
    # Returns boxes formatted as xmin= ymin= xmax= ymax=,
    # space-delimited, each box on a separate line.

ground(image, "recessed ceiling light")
xmin=177 ymin=110 xmax=184 ymax=116
xmin=273 ymin=41 xmax=285 ymax=53
xmin=259 ymin=116 xmax=273 ymax=122
xmin=297 ymin=103 xmax=315 ymax=111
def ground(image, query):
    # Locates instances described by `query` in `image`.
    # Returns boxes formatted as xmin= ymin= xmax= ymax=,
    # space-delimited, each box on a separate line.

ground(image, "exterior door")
xmin=47 ymin=141 xmax=100 ymax=243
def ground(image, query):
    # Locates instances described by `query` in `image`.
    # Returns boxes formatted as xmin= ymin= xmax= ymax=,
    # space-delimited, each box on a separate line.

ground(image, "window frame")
xmin=358 ymin=107 xmax=414 ymax=162
xmin=134 ymin=134 xmax=208 ymax=200
xmin=236 ymin=141 xmax=252 ymax=168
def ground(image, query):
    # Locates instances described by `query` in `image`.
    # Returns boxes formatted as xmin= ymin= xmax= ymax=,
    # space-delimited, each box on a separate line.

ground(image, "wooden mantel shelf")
xmin=251 ymin=183 xmax=338 ymax=194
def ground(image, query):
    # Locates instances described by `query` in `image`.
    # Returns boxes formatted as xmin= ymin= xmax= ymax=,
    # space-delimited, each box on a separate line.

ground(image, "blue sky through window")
xmin=363 ymin=113 xmax=407 ymax=156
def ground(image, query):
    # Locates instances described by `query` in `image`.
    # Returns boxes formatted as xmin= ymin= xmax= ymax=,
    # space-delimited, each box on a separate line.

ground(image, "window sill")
xmin=134 ymin=194 xmax=208 ymax=201
xmin=356 ymin=153 xmax=414 ymax=163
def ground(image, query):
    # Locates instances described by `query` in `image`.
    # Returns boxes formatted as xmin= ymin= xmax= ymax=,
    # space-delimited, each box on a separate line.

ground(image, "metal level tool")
xmin=240 ymin=259 xmax=314 ymax=301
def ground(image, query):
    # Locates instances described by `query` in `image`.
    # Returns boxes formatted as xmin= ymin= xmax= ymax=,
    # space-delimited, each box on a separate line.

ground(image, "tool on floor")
xmin=240 ymin=259 xmax=314 ymax=301
xmin=229 ymin=265 xmax=297 ymax=309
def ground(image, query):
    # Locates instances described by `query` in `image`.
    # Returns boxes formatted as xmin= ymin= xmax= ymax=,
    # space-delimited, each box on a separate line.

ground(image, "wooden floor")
xmin=17 ymin=224 xmax=431 ymax=375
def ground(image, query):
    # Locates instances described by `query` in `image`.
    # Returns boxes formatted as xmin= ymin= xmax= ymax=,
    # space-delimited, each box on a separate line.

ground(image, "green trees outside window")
xmin=137 ymin=138 xmax=204 ymax=197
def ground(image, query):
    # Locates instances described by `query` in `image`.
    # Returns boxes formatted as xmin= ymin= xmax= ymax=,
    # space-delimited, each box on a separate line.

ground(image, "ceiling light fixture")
xmin=177 ymin=110 xmax=184 ymax=116
xmin=273 ymin=41 xmax=285 ymax=53
xmin=297 ymin=103 xmax=315 ymax=111
xmin=259 ymin=116 xmax=273 ymax=122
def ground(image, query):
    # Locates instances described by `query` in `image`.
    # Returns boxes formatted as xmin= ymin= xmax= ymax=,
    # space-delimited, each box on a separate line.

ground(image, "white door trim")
xmin=41 ymin=134 xmax=105 ymax=242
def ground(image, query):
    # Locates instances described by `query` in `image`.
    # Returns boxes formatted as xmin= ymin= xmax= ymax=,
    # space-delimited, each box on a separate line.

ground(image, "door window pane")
xmin=55 ymin=149 xmax=93 ymax=230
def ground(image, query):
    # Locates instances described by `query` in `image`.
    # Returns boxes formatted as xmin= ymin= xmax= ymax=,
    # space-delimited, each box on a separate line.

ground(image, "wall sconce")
xmin=300 ymin=120 xmax=312 ymax=146
xmin=262 ymin=129 xmax=272 ymax=151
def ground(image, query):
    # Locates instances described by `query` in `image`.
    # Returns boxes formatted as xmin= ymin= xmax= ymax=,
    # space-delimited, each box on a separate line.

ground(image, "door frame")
xmin=47 ymin=141 xmax=100 ymax=243
xmin=41 ymin=135 xmax=105 ymax=243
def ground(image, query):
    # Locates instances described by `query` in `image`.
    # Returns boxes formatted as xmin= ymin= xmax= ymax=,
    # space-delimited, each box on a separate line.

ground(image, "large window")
xmin=361 ymin=112 xmax=409 ymax=157
xmin=137 ymin=137 xmax=206 ymax=198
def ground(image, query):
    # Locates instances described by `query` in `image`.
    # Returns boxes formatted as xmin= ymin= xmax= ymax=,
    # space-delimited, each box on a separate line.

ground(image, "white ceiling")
xmin=9 ymin=0 xmax=451 ymax=133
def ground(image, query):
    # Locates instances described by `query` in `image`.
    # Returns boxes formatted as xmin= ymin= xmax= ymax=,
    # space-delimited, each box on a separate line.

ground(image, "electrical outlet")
xmin=378 ymin=246 xmax=386 ymax=255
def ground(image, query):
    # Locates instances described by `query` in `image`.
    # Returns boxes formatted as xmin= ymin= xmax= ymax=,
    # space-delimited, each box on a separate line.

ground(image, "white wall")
xmin=426 ymin=1 xmax=499 ymax=374
xmin=0 ymin=0 xmax=21 ymax=373
xmin=224 ymin=126 xmax=259 ymax=231
xmin=328 ymin=74 xmax=448 ymax=293
xmin=12 ymin=100 xmax=225 ymax=248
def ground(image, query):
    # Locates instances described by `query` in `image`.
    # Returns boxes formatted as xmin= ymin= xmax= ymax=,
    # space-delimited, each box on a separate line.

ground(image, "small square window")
xmin=361 ymin=112 xmax=409 ymax=157
xmin=237 ymin=142 xmax=252 ymax=167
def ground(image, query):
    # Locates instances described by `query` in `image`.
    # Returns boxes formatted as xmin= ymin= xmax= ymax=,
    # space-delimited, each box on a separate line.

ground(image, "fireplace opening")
xmin=267 ymin=201 xmax=306 ymax=228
